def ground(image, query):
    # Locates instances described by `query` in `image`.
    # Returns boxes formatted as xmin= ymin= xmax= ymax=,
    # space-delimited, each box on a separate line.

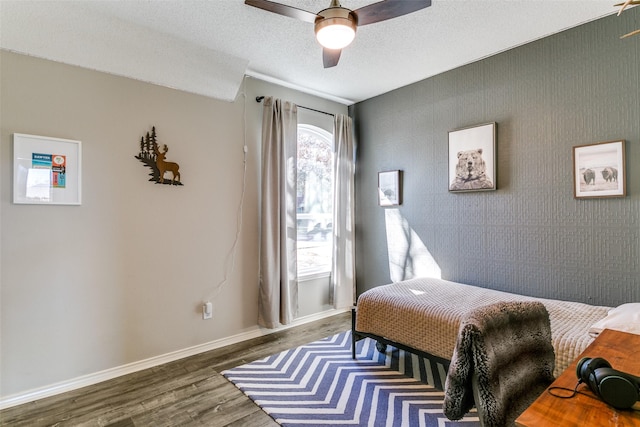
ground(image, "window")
xmin=297 ymin=124 xmax=333 ymax=277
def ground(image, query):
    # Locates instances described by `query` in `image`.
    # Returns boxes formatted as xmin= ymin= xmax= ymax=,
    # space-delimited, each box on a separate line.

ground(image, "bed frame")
xmin=351 ymin=306 xmax=453 ymax=390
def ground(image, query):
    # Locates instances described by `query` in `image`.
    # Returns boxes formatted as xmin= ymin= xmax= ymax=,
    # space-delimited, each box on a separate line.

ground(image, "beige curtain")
xmin=258 ymin=97 xmax=299 ymax=328
xmin=330 ymin=114 xmax=356 ymax=309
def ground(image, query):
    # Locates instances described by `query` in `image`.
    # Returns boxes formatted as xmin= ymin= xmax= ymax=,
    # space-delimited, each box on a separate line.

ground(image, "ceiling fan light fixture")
xmin=246 ymin=0 xmax=432 ymax=67
xmin=315 ymin=8 xmax=357 ymax=50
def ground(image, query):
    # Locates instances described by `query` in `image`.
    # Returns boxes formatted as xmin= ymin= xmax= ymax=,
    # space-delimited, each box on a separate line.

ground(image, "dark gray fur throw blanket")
xmin=443 ymin=301 xmax=555 ymax=427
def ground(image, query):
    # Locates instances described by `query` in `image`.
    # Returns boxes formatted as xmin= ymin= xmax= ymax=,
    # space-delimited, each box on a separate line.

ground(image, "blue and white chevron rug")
xmin=222 ymin=331 xmax=480 ymax=426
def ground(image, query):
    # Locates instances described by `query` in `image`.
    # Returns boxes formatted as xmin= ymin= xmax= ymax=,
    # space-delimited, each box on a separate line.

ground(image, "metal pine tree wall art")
xmin=135 ymin=126 xmax=183 ymax=186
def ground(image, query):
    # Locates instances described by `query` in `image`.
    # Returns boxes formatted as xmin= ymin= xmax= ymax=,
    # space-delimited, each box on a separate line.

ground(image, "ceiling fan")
xmin=245 ymin=0 xmax=432 ymax=68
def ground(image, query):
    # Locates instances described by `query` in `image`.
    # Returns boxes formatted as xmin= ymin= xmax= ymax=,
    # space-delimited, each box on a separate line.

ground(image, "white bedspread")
xmin=355 ymin=277 xmax=611 ymax=376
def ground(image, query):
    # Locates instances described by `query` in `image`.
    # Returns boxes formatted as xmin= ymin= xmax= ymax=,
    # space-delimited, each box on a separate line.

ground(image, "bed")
xmin=352 ymin=277 xmax=611 ymax=381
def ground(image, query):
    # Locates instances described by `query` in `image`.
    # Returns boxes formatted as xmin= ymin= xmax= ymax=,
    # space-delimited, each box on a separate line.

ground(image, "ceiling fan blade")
xmin=354 ymin=0 xmax=431 ymax=26
xmin=323 ymin=48 xmax=341 ymax=68
xmin=245 ymin=0 xmax=319 ymax=24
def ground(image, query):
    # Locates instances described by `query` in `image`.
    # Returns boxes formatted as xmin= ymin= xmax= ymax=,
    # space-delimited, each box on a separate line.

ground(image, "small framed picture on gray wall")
xmin=378 ymin=170 xmax=402 ymax=206
xmin=573 ymin=140 xmax=626 ymax=199
xmin=448 ymin=122 xmax=497 ymax=192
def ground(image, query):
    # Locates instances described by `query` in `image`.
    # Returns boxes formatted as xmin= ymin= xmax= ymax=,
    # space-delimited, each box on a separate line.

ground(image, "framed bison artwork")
xmin=573 ymin=140 xmax=626 ymax=199
xmin=448 ymin=123 xmax=497 ymax=192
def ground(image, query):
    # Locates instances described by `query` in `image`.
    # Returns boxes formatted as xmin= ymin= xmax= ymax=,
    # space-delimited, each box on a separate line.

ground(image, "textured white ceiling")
xmin=0 ymin=0 xmax=619 ymax=104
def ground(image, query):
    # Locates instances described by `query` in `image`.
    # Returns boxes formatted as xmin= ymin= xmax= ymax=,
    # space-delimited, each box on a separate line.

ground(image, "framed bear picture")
xmin=573 ymin=140 xmax=626 ymax=199
xmin=448 ymin=123 xmax=497 ymax=192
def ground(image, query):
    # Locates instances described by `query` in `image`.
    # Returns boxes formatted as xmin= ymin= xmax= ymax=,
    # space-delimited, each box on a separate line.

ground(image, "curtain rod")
xmin=255 ymin=96 xmax=335 ymax=117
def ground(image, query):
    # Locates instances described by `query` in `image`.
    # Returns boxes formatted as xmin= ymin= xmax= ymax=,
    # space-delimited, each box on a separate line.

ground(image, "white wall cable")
xmin=203 ymin=80 xmax=249 ymax=304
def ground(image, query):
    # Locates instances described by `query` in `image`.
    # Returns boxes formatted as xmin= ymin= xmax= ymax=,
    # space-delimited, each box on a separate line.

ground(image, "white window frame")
xmin=296 ymin=123 xmax=334 ymax=279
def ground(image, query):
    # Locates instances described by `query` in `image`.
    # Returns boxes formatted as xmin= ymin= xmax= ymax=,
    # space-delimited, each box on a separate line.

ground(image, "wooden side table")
xmin=516 ymin=329 xmax=640 ymax=427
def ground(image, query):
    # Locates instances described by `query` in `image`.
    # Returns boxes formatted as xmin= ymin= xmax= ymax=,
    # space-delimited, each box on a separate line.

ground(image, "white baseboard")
xmin=0 ymin=308 xmax=349 ymax=410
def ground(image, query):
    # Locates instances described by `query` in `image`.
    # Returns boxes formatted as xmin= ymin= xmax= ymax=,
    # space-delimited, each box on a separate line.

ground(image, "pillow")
xmin=589 ymin=303 xmax=640 ymax=337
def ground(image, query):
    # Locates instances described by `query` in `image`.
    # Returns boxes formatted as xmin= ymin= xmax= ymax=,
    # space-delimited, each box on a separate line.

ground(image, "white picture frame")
xmin=573 ymin=140 xmax=626 ymax=199
xmin=13 ymin=133 xmax=82 ymax=205
xmin=448 ymin=123 xmax=497 ymax=192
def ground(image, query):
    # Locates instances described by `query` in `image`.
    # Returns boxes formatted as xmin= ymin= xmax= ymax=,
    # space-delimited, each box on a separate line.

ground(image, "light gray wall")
xmin=353 ymin=10 xmax=640 ymax=307
xmin=0 ymin=52 xmax=347 ymax=398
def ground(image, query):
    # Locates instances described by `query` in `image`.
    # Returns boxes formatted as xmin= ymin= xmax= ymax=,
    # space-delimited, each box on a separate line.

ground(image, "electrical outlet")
xmin=203 ymin=301 xmax=213 ymax=320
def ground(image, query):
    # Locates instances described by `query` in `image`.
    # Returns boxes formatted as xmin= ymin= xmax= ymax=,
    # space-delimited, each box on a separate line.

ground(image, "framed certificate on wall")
xmin=13 ymin=133 xmax=82 ymax=205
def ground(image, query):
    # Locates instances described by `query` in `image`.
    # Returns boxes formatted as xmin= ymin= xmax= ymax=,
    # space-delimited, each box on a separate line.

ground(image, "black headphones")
xmin=576 ymin=357 xmax=640 ymax=409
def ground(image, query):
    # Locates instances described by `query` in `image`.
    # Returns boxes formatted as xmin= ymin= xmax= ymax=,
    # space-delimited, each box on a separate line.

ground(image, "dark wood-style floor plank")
xmin=0 ymin=311 xmax=350 ymax=426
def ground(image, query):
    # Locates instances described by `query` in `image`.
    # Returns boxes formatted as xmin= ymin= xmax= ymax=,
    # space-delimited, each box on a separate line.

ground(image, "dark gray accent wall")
xmin=353 ymin=9 xmax=639 ymax=307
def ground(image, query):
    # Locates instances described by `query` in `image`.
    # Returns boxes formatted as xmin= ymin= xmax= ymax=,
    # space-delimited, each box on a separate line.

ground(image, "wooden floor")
xmin=1 ymin=312 xmax=351 ymax=427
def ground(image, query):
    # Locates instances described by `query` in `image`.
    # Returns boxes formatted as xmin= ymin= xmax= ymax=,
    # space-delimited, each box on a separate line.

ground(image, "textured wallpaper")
xmin=354 ymin=9 xmax=639 ymax=307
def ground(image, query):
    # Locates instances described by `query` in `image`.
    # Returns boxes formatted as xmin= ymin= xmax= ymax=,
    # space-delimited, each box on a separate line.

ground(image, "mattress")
xmin=355 ymin=277 xmax=611 ymax=377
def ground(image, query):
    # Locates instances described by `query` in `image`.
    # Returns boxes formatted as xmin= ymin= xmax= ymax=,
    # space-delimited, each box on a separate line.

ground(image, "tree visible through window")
xmin=297 ymin=124 xmax=333 ymax=277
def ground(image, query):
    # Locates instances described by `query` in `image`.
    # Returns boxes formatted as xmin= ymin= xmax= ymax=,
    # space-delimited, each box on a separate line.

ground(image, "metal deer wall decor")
xmin=616 ymin=0 xmax=640 ymax=38
xmin=135 ymin=126 xmax=183 ymax=186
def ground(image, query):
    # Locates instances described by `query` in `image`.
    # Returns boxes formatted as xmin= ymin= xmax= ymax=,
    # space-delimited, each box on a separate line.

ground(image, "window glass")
xmin=297 ymin=124 xmax=333 ymax=277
